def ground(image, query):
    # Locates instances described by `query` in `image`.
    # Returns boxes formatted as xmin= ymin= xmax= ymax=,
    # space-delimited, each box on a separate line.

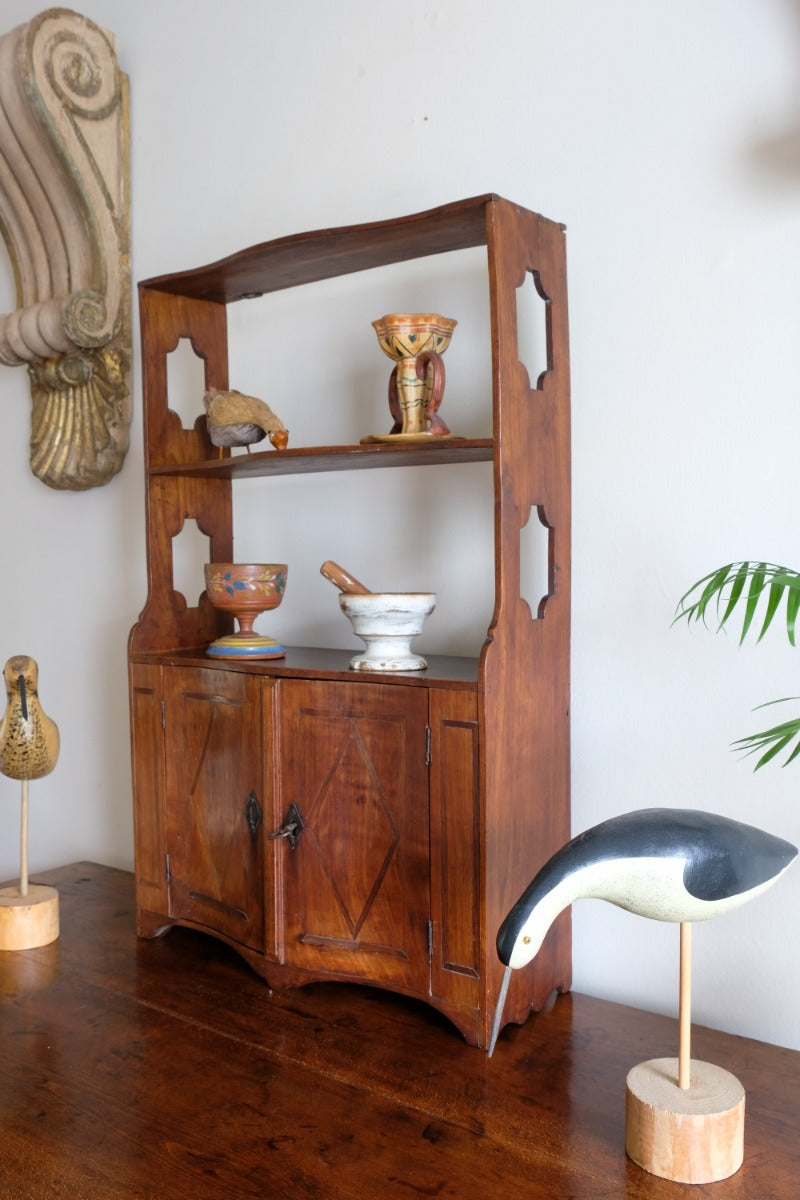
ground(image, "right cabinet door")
xmin=277 ymin=678 xmax=429 ymax=990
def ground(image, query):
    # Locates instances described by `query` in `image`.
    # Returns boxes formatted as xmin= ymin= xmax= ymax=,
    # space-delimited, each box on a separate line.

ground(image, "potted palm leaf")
xmin=675 ymin=562 xmax=800 ymax=769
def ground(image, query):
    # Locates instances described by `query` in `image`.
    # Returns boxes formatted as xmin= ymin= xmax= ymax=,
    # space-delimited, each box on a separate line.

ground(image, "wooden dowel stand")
xmin=679 ymin=921 xmax=691 ymax=1088
xmin=0 ymin=779 xmax=59 ymax=951
xmin=625 ymin=921 xmax=745 ymax=1184
xmin=20 ymin=778 xmax=29 ymax=897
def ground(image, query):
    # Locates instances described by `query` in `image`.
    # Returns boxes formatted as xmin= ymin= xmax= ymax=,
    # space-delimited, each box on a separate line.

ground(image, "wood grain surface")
xmin=1 ymin=864 xmax=797 ymax=1198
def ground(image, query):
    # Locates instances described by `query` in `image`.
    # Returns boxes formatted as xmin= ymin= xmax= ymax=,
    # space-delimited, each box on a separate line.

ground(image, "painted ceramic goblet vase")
xmin=369 ymin=313 xmax=457 ymax=440
xmin=204 ymin=563 xmax=287 ymax=659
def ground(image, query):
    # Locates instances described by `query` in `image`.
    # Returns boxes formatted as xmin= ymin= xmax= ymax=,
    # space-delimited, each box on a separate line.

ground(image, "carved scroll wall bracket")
xmin=0 ymin=8 xmax=131 ymax=490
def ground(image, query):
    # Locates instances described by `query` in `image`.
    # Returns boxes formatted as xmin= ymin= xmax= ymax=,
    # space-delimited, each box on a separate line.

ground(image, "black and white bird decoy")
xmin=489 ymin=808 xmax=797 ymax=1055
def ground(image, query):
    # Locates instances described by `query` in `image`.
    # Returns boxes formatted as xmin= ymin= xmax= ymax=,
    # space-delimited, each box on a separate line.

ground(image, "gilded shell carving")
xmin=0 ymin=9 xmax=130 ymax=489
xmin=28 ymin=348 xmax=130 ymax=490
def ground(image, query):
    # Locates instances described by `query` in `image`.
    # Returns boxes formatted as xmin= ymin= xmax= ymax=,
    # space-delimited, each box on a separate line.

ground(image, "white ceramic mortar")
xmin=339 ymin=592 xmax=436 ymax=671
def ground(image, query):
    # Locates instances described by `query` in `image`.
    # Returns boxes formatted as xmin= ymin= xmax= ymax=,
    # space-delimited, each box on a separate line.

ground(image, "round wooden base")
xmin=626 ymin=1058 xmax=745 ymax=1184
xmin=0 ymin=885 xmax=59 ymax=950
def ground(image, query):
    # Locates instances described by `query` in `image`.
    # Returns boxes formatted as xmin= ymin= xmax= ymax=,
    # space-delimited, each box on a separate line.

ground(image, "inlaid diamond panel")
xmin=311 ymin=729 xmax=399 ymax=937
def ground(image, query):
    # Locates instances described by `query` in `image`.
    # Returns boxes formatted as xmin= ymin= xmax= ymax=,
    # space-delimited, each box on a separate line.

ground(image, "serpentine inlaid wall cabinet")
xmin=128 ymin=195 xmax=572 ymax=1050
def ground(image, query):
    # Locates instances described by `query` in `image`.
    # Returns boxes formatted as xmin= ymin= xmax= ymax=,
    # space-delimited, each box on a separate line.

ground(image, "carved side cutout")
xmin=0 ymin=9 xmax=131 ymax=490
xmin=172 ymin=518 xmax=209 ymax=608
xmin=520 ymin=505 xmax=552 ymax=619
xmin=515 ymin=269 xmax=551 ymax=389
xmin=166 ymin=337 xmax=206 ymax=429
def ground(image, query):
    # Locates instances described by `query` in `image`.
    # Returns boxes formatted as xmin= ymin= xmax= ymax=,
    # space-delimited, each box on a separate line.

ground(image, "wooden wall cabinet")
xmin=128 ymin=195 xmax=572 ymax=1049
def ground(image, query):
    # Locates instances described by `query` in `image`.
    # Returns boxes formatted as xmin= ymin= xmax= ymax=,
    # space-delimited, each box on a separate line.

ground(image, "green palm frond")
xmin=674 ymin=561 xmax=800 ymax=647
xmin=732 ymin=699 xmax=800 ymax=770
xmin=675 ymin=561 xmax=800 ymax=770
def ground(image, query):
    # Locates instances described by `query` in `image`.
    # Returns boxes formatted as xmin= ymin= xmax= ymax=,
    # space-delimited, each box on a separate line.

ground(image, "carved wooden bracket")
xmin=0 ymin=8 xmax=130 ymax=490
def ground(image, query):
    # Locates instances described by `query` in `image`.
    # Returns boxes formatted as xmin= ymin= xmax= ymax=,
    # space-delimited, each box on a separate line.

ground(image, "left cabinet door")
xmin=164 ymin=666 xmax=266 ymax=952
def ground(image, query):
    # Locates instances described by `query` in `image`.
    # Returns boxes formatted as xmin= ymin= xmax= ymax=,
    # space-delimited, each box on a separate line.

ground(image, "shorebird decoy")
xmin=0 ymin=656 xmax=60 ymax=948
xmin=0 ymin=655 xmax=59 ymax=781
xmin=489 ymin=807 xmax=797 ymax=1057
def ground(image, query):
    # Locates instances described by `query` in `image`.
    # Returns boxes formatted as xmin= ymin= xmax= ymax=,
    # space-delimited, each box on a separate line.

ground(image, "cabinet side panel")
xmin=129 ymin=662 xmax=168 ymax=929
xmin=429 ymin=689 xmax=480 ymax=1010
xmin=130 ymin=287 xmax=233 ymax=654
xmin=481 ymin=199 xmax=572 ymax=1041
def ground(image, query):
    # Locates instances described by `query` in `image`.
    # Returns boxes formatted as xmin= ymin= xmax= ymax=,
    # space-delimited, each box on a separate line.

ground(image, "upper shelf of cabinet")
xmin=140 ymin=194 xmax=532 ymax=479
xmin=138 ymin=192 xmax=539 ymax=304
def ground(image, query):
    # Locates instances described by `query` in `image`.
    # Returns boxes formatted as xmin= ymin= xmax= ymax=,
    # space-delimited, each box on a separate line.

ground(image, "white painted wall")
xmin=2 ymin=0 xmax=800 ymax=1052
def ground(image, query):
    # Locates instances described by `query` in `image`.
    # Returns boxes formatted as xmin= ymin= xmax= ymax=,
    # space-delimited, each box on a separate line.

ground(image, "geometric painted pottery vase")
xmin=364 ymin=313 xmax=457 ymax=443
xmin=204 ymin=563 xmax=287 ymax=659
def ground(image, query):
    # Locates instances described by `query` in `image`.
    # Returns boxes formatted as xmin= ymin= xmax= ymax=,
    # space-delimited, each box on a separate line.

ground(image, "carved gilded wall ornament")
xmin=0 ymin=8 xmax=130 ymax=490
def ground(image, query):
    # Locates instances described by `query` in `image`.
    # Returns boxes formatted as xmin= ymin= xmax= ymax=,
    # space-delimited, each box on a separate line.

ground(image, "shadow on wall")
xmin=748 ymin=0 xmax=800 ymax=178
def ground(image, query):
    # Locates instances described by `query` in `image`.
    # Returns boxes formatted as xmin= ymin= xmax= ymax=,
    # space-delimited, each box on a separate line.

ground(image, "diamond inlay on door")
xmin=310 ymin=730 xmax=400 ymax=939
xmin=278 ymin=678 xmax=429 ymax=987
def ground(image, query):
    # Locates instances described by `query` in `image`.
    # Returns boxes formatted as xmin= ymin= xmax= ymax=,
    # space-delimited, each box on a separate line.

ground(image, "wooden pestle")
xmin=320 ymin=561 xmax=372 ymax=595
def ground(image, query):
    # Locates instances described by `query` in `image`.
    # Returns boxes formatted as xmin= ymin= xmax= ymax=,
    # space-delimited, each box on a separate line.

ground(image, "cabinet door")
xmin=164 ymin=666 xmax=265 ymax=952
xmin=278 ymin=679 xmax=429 ymax=989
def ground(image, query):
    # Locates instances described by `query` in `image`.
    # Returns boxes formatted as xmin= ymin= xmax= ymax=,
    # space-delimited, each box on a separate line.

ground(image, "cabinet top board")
xmin=138 ymin=194 xmax=564 ymax=306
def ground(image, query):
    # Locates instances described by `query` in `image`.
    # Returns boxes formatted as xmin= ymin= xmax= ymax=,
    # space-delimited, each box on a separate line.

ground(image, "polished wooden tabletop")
xmin=1 ymin=863 xmax=797 ymax=1199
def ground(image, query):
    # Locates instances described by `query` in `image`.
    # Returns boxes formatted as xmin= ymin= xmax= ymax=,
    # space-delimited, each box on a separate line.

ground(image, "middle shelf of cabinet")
xmin=148 ymin=439 xmax=494 ymax=480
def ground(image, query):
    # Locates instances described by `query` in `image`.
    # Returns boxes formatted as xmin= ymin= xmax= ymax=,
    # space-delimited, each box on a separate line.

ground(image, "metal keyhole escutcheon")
xmin=245 ymin=792 xmax=262 ymax=839
xmin=268 ymin=802 xmax=305 ymax=850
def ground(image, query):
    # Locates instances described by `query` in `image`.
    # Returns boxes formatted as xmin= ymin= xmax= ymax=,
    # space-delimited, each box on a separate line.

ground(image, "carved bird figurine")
xmin=203 ymin=387 xmax=288 ymax=450
xmin=489 ymin=808 xmax=797 ymax=1055
xmin=0 ymin=655 xmax=60 ymax=781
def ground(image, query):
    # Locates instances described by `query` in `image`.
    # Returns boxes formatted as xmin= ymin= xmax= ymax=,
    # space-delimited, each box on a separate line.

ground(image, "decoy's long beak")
xmin=487 ymin=964 xmax=512 ymax=1058
xmin=17 ymin=675 xmax=27 ymax=721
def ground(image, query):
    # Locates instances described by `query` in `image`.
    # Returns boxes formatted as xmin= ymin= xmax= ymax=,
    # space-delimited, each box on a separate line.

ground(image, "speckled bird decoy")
xmin=0 ymin=655 xmax=60 ymax=781
xmin=489 ymin=807 xmax=797 ymax=1055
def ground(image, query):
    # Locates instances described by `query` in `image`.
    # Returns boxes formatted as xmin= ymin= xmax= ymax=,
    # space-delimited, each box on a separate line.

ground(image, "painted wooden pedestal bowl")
xmin=204 ymin=563 xmax=287 ymax=659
